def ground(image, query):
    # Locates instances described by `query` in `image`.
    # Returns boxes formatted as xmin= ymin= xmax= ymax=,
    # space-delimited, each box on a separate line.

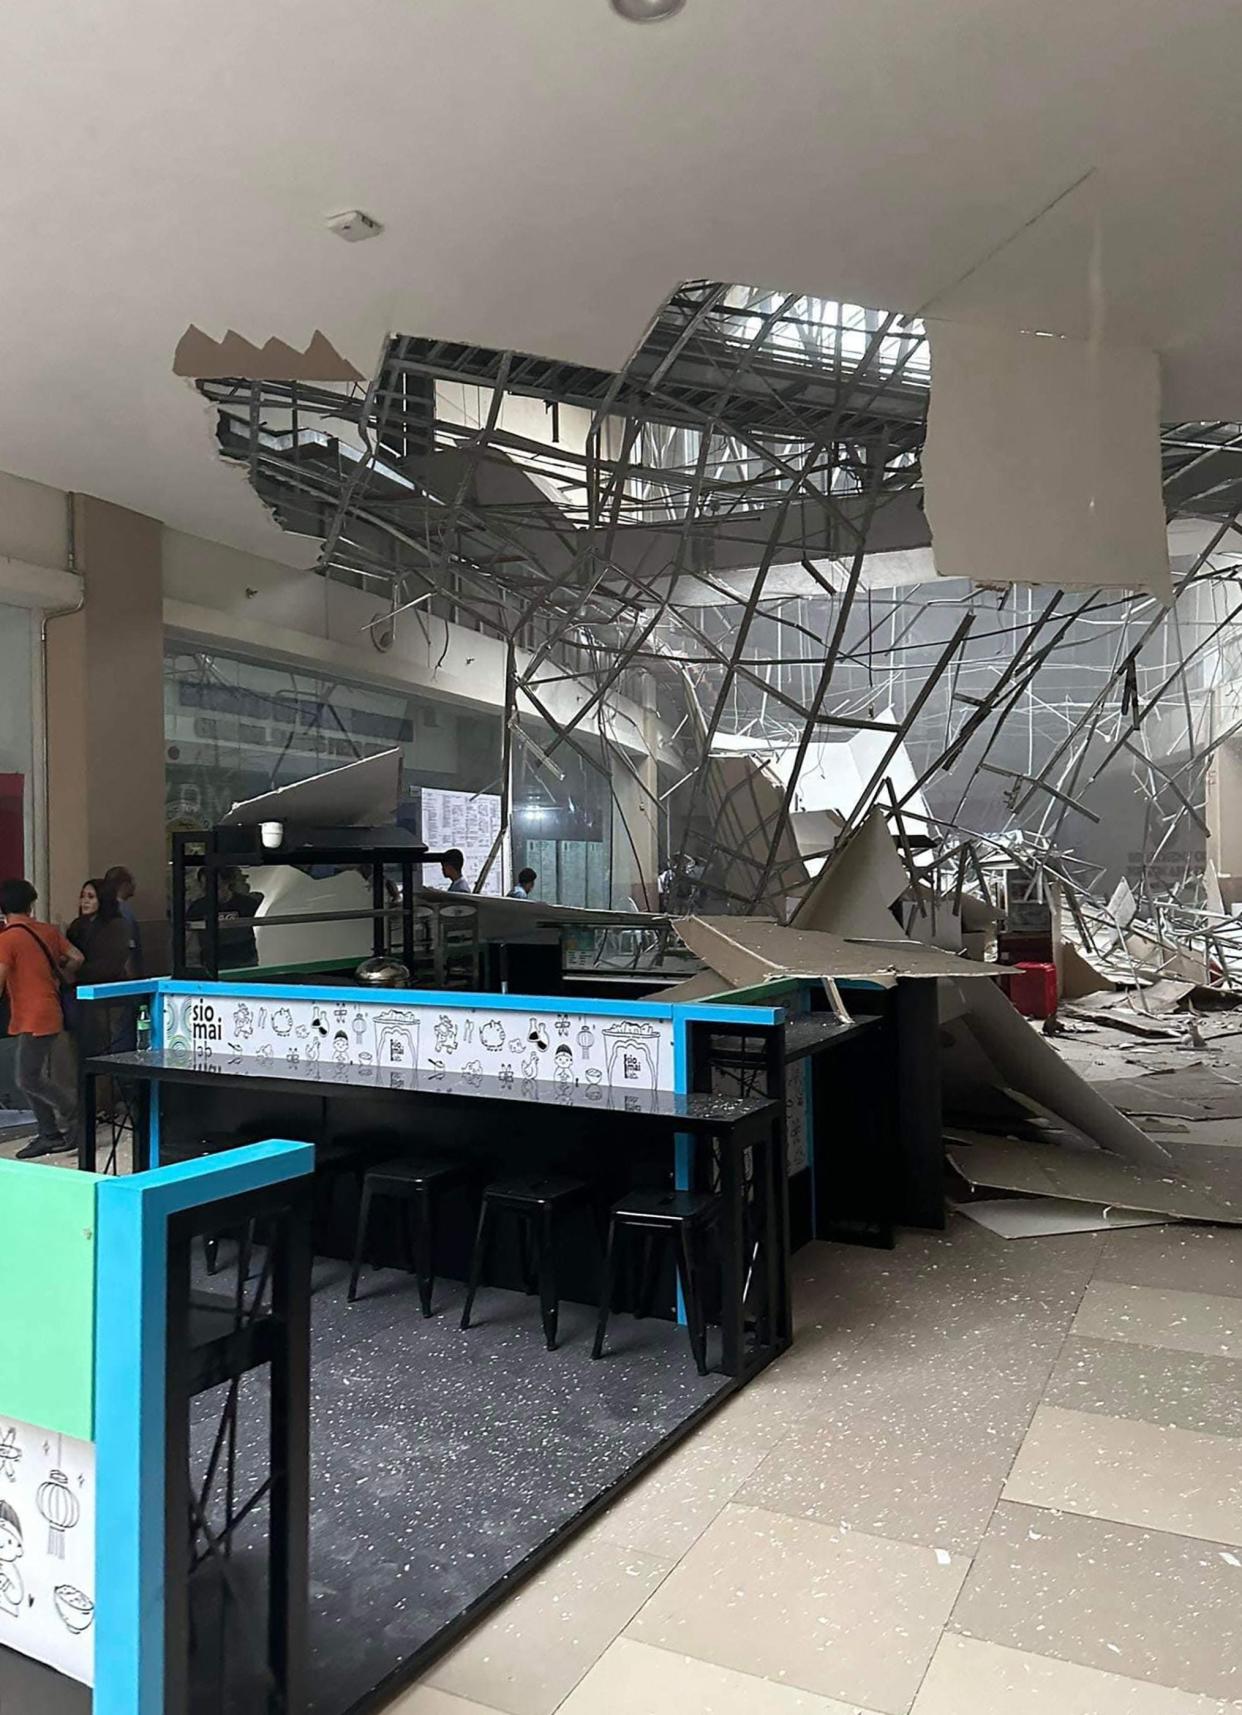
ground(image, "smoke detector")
xmin=326 ymin=209 xmax=384 ymax=243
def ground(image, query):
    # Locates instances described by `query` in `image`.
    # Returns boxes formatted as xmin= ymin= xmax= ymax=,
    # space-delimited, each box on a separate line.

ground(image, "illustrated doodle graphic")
xmin=352 ymin=1013 xmax=367 ymax=1041
xmin=576 ymin=1023 xmax=595 ymax=1052
xmin=307 ymin=1034 xmax=321 ymax=1062
xmin=462 ymin=1018 xmax=474 ymax=1044
xmin=553 ymin=1044 xmax=573 ymax=1083
xmin=554 ymin=1014 xmax=571 ymax=1037
xmin=311 ymin=1011 xmax=329 ymax=1037
xmin=507 ymin=1037 xmax=524 ymax=1054
xmin=0 ymin=1499 xmax=24 ymax=1616
xmin=480 ymin=1019 xmax=506 ymax=1052
xmin=332 ymin=1030 xmax=350 ymax=1063
xmin=54 ymin=1584 xmax=95 ymax=1635
xmin=0 ymin=1429 xmax=21 ymax=1483
xmin=498 ymin=1063 xmax=514 ymax=1087
xmin=295 ymin=1023 xmax=309 ymax=1039
xmin=376 ymin=1011 xmax=419 ymax=1067
xmin=232 ymin=1002 xmax=255 ymax=1040
xmin=271 ymin=1007 xmax=294 ymax=1038
xmin=37 ymin=1466 xmax=79 ymax=1559
xmin=521 ymin=1052 xmax=539 ymax=1079
xmin=286 ymin=1046 xmax=300 ymax=1065
xmin=527 ymin=1018 xmax=549 ymax=1052
xmin=462 ymin=1058 xmax=484 ymax=1087
xmin=256 ymin=1043 xmax=274 ymax=1060
xmin=585 ymin=1067 xmax=603 ymax=1085
xmin=333 ymin=1003 xmax=348 ymax=1024
xmin=434 ymin=1015 xmax=459 ymax=1055
xmin=602 ymin=1020 xmax=661 ymax=1090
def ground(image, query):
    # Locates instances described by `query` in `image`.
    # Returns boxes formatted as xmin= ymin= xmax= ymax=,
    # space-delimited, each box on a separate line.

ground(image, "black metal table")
xmin=83 ymin=1049 xmax=785 ymax=1379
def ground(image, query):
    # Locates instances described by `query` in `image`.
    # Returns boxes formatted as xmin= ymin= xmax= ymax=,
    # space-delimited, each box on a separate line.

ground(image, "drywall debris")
xmin=174 ymin=326 xmax=364 ymax=381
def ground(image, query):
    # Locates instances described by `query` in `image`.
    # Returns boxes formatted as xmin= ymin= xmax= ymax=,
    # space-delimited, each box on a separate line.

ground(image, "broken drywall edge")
xmin=945 ymin=1135 xmax=1239 ymax=1224
xmin=950 ymin=1196 xmax=1166 ymax=1239
xmin=676 ymin=914 xmax=997 ymax=984
xmin=950 ymin=977 xmax=1175 ymax=1170
xmin=174 ymin=325 xmax=365 ymax=382
xmin=791 ymin=806 xmax=910 ymax=937
xmin=923 ymin=320 xmax=1172 ymax=602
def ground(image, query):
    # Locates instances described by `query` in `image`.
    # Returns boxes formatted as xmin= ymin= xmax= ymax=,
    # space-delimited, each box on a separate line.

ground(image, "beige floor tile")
xmin=1044 ymin=1336 xmax=1242 ymax=1439
xmin=628 ymin=1502 xmax=967 ymax=1715
xmin=785 ymin=1227 xmax=1093 ymax=1385
xmin=913 ymin=1633 xmax=1242 ymax=1715
xmin=952 ymin=1500 xmax=1242 ymax=1702
xmin=1003 ymin=1404 xmax=1242 ymax=1545
xmin=1094 ymin=1224 xmax=1242 ymax=1300
xmin=707 ymin=1367 xmax=836 ymax=1448
xmin=384 ymin=1686 xmax=508 ymax=1715
xmin=592 ymin=1427 xmax=771 ymax=1560
xmin=1073 ymin=1282 xmax=1242 ymax=1361
xmin=424 ymin=1533 xmax=673 ymax=1715
xmin=560 ymin=1638 xmax=881 ymax=1714
xmin=739 ymin=1334 xmax=1057 ymax=1554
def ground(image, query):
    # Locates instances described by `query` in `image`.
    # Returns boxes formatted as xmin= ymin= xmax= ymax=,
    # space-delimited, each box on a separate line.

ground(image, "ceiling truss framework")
xmin=197 ymin=282 xmax=1242 ymax=936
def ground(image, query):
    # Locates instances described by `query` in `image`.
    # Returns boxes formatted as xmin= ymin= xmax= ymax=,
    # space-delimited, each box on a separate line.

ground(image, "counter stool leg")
xmin=676 ymin=1225 xmax=709 ymax=1377
xmin=635 ymin=1230 xmax=658 ymax=1320
xmin=537 ymin=1206 xmax=559 ymax=1351
xmin=517 ymin=1219 xmax=537 ymax=1296
xmin=414 ymin=1188 xmax=435 ymax=1319
xmin=461 ymin=1201 xmax=493 ymax=1330
xmin=347 ymin=1183 xmax=377 ymax=1304
xmin=592 ymin=1218 xmax=620 ymax=1360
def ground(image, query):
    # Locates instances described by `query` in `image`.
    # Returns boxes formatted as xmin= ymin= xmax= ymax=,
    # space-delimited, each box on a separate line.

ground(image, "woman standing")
xmin=68 ymin=878 xmax=132 ymax=1057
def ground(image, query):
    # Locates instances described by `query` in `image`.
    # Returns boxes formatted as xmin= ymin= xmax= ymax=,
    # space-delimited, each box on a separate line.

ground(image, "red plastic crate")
xmin=1009 ymin=960 xmax=1058 ymax=1019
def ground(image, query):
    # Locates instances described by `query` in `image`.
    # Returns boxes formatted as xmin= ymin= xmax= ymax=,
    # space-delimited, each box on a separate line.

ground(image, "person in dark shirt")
xmin=188 ymin=867 xmax=264 ymax=969
xmin=68 ymin=878 xmax=132 ymax=1058
xmin=103 ymin=864 xmax=142 ymax=976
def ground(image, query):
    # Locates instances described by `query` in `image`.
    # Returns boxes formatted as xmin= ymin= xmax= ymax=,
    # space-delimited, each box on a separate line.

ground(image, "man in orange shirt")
xmin=0 ymin=879 xmax=83 ymax=1159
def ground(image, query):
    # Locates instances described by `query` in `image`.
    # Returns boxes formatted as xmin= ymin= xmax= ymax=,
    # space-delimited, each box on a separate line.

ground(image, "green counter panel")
xmin=0 ymin=1160 xmax=97 ymax=1441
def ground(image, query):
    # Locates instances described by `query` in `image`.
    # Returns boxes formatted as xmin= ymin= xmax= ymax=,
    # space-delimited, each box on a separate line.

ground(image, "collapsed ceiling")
xmin=190 ymin=280 xmax=1242 ymax=955
xmin=5 ymin=1 xmax=1242 ymax=564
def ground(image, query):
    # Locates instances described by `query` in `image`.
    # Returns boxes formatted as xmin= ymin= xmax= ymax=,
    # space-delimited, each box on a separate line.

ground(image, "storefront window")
xmin=163 ymin=646 xmax=501 ymax=835
xmin=163 ymin=648 xmax=627 ymax=906
xmin=511 ymin=720 xmax=613 ymax=907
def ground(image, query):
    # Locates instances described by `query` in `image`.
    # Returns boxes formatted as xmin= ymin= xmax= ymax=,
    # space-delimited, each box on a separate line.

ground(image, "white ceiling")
xmin=3 ymin=0 xmax=1242 ymax=568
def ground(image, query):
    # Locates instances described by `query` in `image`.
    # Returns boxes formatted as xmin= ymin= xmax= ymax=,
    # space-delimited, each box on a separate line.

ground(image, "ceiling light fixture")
xmin=610 ymin=0 xmax=686 ymax=21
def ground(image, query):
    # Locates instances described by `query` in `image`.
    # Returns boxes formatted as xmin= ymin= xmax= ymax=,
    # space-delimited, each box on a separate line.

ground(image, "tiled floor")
xmin=382 ymin=1215 xmax=1242 ymax=1715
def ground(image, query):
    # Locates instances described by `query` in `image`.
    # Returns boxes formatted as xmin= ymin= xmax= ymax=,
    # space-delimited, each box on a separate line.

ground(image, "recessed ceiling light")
xmin=610 ymin=0 xmax=686 ymax=21
xmin=326 ymin=209 xmax=384 ymax=243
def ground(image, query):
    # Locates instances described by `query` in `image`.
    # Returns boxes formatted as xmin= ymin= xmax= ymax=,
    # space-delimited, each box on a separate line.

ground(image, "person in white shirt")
xmin=440 ymin=849 xmax=471 ymax=894
xmin=507 ymin=867 xmax=537 ymax=899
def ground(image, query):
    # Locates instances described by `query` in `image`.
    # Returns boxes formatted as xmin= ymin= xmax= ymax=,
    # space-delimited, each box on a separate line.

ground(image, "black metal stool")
xmin=460 ymin=1175 xmax=591 ymax=1350
xmin=348 ymin=1157 xmax=472 ymax=1315
xmin=593 ymin=1188 xmax=720 ymax=1376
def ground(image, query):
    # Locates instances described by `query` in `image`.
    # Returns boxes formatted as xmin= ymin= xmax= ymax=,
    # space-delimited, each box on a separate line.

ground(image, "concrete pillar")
xmin=45 ymin=496 xmax=166 ymax=961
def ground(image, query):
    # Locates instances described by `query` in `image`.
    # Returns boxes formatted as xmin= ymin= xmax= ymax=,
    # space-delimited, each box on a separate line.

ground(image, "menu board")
xmin=419 ymin=788 xmax=507 ymax=896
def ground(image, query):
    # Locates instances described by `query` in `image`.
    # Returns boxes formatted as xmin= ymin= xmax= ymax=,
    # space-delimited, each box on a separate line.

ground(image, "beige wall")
xmin=46 ymin=498 xmax=166 ymax=953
